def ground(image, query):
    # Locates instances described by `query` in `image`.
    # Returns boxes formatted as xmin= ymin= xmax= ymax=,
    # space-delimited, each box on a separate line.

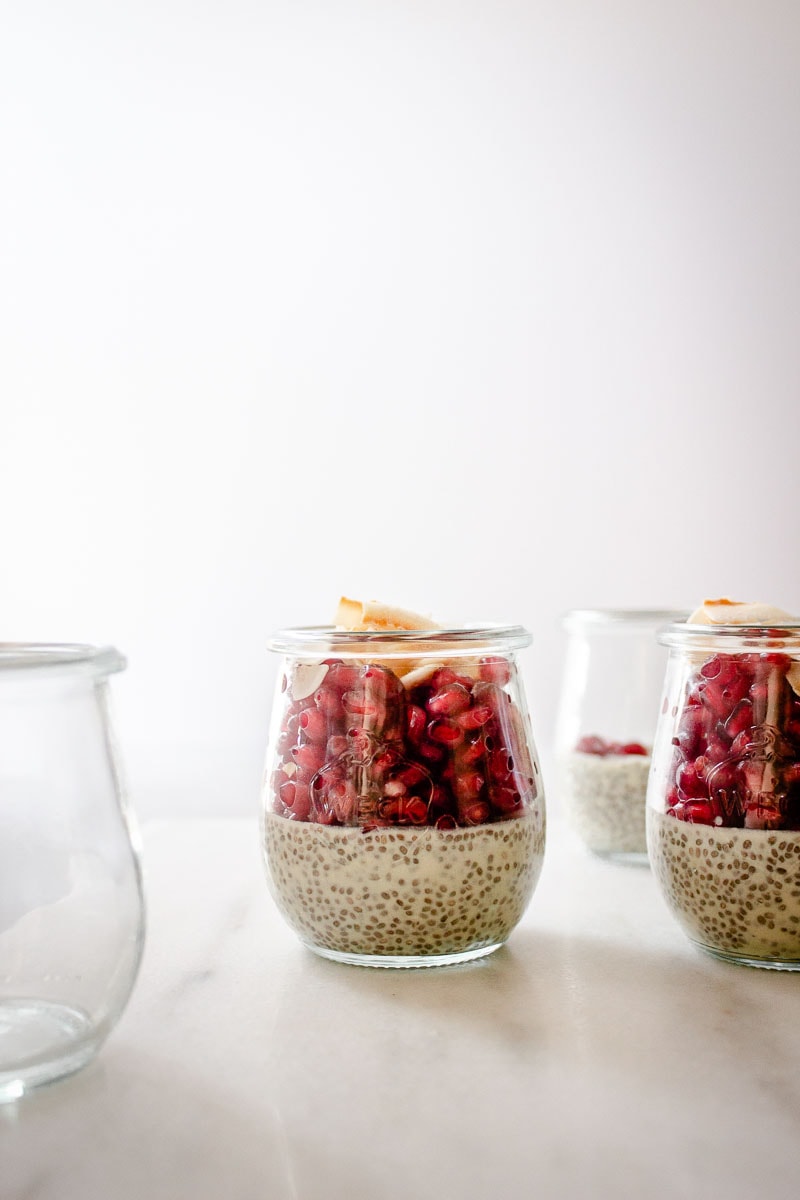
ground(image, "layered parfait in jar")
xmin=556 ymin=609 xmax=681 ymax=862
xmin=561 ymin=736 xmax=651 ymax=857
xmin=262 ymin=599 xmax=545 ymax=967
xmin=647 ymin=600 xmax=800 ymax=968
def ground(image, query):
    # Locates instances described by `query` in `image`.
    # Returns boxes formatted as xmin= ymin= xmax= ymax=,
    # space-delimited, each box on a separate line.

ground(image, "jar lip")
xmin=659 ymin=622 xmax=800 ymax=650
xmin=0 ymin=643 xmax=126 ymax=676
xmin=562 ymin=608 xmax=688 ymax=631
xmin=267 ymin=624 xmax=532 ymax=657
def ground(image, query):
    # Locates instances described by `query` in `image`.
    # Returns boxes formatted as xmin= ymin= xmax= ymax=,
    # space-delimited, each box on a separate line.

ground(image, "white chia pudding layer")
xmin=263 ymin=810 xmax=545 ymax=959
xmin=560 ymin=753 xmax=651 ymax=856
xmin=647 ymin=809 xmax=800 ymax=963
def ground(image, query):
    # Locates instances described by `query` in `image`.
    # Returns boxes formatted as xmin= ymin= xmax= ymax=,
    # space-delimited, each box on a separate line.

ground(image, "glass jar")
xmin=555 ymin=609 xmax=684 ymax=862
xmin=261 ymin=625 xmax=545 ymax=967
xmin=647 ymin=621 xmax=800 ymax=969
xmin=0 ymin=645 xmax=145 ymax=1102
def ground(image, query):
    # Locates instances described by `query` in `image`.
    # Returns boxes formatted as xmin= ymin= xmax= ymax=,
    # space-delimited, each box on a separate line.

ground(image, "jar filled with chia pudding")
xmin=647 ymin=610 xmax=800 ymax=969
xmin=555 ymin=609 xmax=684 ymax=863
xmin=261 ymin=617 xmax=545 ymax=967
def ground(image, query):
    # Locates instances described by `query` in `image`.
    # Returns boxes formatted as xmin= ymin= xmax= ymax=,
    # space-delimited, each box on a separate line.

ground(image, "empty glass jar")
xmin=555 ymin=609 xmax=684 ymax=862
xmin=647 ymin=620 xmax=800 ymax=969
xmin=261 ymin=625 xmax=545 ymax=967
xmin=0 ymin=645 xmax=145 ymax=1102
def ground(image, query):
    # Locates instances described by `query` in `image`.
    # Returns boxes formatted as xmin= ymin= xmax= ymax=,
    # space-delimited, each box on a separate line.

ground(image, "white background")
xmin=2 ymin=1 xmax=799 ymax=819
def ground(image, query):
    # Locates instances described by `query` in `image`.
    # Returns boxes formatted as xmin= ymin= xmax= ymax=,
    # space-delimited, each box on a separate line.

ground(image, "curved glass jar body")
xmin=262 ymin=626 xmax=545 ymax=967
xmin=555 ymin=610 xmax=684 ymax=863
xmin=647 ymin=623 xmax=800 ymax=969
xmin=0 ymin=646 xmax=145 ymax=1101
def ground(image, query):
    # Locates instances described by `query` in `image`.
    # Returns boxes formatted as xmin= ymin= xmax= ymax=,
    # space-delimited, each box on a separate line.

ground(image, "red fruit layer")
xmin=272 ymin=657 xmax=538 ymax=829
xmin=666 ymin=652 xmax=800 ymax=830
xmin=575 ymin=735 xmax=649 ymax=757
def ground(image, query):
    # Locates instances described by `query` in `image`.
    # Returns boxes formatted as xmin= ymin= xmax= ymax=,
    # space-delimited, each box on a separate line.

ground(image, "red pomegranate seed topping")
xmin=406 ymin=704 xmax=427 ymax=743
xmin=460 ymin=800 xmax=491 ymax=825
xmin=427 ymin=719 xmax=464 ymax=746
xmin=575 ymin=735 xmax=609 ymax=756
xmin=665 ymin=649 xmax=800 ymax=830
xmin=454 ymin=770 xmax=485 ymax=801
xmin=272 ymin=652 xmax=539 ymax=828
xmin=291 ymin=743 xmax=326 ymax=776
xmin=299 ymin=708 xmax=328 ymax=743
xmin=427 ymin=683 xmax=471 ymax=717
xmin=326 ymin=734 xmax=349 ymax=758
xmin=478 ymin=657 xmax=511 ymax=686
xmin=458 ymin=704 xmax=493 ymax=730
xmin=620 ymin=742 xmax=648 ymax=756
xmin=458 ymin=737 xmax=486 ymax=766
xmin=314 ymin=686 xmax=344 ymax=718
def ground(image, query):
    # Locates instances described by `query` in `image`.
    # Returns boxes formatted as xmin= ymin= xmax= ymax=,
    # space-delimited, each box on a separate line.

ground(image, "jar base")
xmin=305 ymin=941 xmax=504 ymax=969
xmin=692 ymin=941 xmax=800 ymax=972
xmin=0 ymin=998 xmax=98 ymax=1102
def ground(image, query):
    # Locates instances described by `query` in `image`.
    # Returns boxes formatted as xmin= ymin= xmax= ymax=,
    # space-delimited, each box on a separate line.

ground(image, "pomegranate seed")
xmin=458 ymin=737 xmax=486 ymax=766
xmin=427 ymin=683 xmax=471 ymax=717
xmin=328 ymin=779 xmax=357 ymax=822
xmin=427 ymin=719 xmax=463 ymax=746
xmin=673 ymin=706 xmax=708 ymax=759
xmin=417 ymin=739 xmax=445 ymax=762
xmin=342 ymin=689 xmax=378 ymax=718
xmin=299 ymin=708 xmax=328 ymax=743
xmin=460 ymin=800 xmax=491 ymax=825
xmin=455 ymin=770 xmax=485 ymax=801
xmin=430 ymin=667 xmax=461 ymax=690
xmin=289 ymin=783 xmax=311 ymax=820
xmin=326 ymin=734 xmax=349 ymax=758
xmin=404 ymin=796 xmax=429 ymax=824
xmin=346 ymin=727 xmax=373 ymax=760
xmin=491 ymin=785 xmax=523 ymax=813
xmin=676 ymin=760 xmax=706 ymax=800
xmin=478 ymin=657 xmax=511 ymax=685
xmin=458 ymin=704 xmax=493 ymax=730
xmin=315 ymin=686 xmax=344 ymax=718
xmin=394 ymin=764 xmax=429 ymax=792
xmin=435 ymin=814 xmax=458 ymax=830
xmin=407 ymin=704 xmax=427 ymax=743
xmin=575 ymin=735 xmax=608 ymax=756
xmin=619 ymin=742 xmax=648 ymax=756
xmin=724 ymin=699 xmax=754 ymax=740
xmin=682 ymin=799 xmax=716 ymax=825
xmin=326 ymin=663 xmax=362 ymax=692
xmin=291 ymin=743 xmax=326 ymax=775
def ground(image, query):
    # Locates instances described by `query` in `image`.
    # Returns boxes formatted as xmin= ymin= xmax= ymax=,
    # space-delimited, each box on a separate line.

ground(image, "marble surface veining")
xmin=3 ymin=818 xmax=800 ymax=1200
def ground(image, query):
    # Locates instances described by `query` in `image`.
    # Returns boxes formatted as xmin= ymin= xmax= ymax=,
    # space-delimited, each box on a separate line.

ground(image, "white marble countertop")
xmin=3 ymin=817 xmax=800 ymax=1200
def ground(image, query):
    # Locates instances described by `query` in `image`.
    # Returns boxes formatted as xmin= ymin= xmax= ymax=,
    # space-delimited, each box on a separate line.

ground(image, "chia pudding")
xmin=263 ymin=610 xmax=545 ymax=965
xmin=264 ymin=808 xmax=544 ymax=962
xmin=648 ymin=812 xmax=800 ymax=963
xmin=560 ymin=736 xmax=650 ymax=859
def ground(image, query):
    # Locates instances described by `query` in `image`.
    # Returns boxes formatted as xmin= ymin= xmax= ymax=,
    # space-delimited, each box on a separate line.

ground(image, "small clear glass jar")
xmin=0 ymin=645 xmax=145 ymax=1102
xmin=647 ymin=621 xmax=800 ymax=970
xmin=555 ymin=609 xmax=684 ymax=862
xmin=261 ymin=625 xmax=545 ymax=967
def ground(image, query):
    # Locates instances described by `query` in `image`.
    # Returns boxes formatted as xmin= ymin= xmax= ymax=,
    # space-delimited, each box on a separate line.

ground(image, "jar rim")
xmin=267 ymin=624 xmax=532 ymax=658
xmin=0 ymin=643 xmax=126 ymax=676
xmin=562 ymin=608 xmax=688 ymax=631
xmin=658 ymin=622 xmax=800 ymax=650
